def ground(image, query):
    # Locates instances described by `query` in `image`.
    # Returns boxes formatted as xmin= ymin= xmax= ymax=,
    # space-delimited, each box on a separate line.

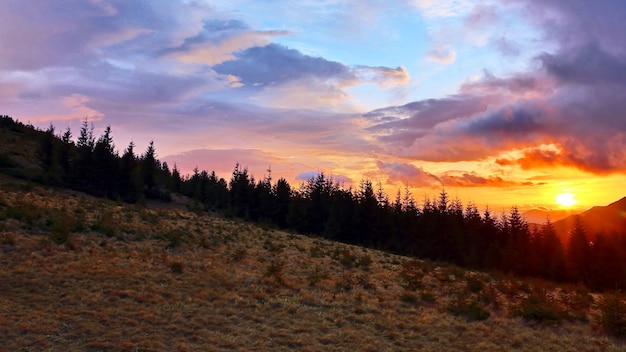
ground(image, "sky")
xmin=1 ymin=0 xmax=626 ymax=212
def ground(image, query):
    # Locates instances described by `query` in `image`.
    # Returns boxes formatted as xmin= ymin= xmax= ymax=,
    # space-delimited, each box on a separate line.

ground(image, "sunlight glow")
xmin=556 ymin=193 xmax=577 ymax=207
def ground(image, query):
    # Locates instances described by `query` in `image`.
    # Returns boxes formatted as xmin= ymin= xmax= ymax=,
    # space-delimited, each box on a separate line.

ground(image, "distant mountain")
xmin=552 ymin=197 xmax=626 ymax=244
xmin=523 ymin=208 xmax=578 ymax=225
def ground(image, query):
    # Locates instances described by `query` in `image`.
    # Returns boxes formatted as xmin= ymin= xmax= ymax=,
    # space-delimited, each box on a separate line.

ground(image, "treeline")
xmin=34 ymin=119 xmax=175 ymax=203
xmin=2 ymin=115 xmax=624 ymax=291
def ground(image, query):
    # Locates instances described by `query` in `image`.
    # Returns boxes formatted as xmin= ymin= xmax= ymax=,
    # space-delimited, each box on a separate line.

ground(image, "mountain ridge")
xmin=551 ymin=196 xmax=626 ymax=244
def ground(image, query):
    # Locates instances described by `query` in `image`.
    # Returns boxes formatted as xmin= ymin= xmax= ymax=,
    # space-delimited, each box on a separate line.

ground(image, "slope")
xmin=554 ymin=197 xmax=626 ymax=243
xmin=1 ymin=176 xmax=625 ymax=351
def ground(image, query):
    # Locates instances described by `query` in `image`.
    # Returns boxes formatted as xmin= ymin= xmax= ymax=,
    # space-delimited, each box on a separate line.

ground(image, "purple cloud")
xmin=214 ymin=44 xmax=355 ymax=87
xmin=294 ymin=170 xmax=352 ymax=185
xmin=375 ymin=160 xmax=440 ymax=187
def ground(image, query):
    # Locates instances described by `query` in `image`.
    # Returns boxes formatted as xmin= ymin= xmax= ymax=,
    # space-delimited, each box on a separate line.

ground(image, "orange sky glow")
xmin=1 ymin=0 xmax=625 ymax=213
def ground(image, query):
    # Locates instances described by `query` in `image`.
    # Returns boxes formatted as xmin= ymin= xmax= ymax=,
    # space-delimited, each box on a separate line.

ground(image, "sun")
xmin=556 ymin=193 xmax=577 ymax=207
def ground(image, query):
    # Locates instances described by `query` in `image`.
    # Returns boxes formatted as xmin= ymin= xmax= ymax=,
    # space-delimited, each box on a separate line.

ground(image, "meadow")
xmin=1 ymin=176 xmax=625 ymax=351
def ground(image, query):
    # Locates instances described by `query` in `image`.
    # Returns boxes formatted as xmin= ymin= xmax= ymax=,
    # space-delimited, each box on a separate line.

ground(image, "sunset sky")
xmin=1 ymin=0 xmax=625 ymax=211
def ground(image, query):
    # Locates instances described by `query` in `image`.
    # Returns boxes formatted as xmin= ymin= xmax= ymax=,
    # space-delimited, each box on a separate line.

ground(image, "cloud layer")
xmin=366 ymin=0 xmax=626 ymax=176
xmin=1 ymin=0 xmax=624 ymax=204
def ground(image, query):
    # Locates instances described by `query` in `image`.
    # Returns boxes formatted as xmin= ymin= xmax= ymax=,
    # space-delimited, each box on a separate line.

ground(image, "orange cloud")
xmin=439 ymin=172 xmax=530 ymax=187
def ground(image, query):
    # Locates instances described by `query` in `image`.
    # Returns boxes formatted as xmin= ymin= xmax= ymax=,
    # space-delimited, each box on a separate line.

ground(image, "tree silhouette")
xmin=567 ymin=215 xmax=591 ymax=283
xmin=536 ymin=218 xmax=567 ymax=281
xmin=92 ymin=126 xmax=117 ymax=197
xmin=118 ymin=142 xmax=142 ymax=203
xmin=74 ymin=119 xmax=95 ymax=191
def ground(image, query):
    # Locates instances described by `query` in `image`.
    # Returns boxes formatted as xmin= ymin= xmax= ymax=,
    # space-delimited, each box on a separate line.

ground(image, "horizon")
xmin=2 ymin=0 xmax=625 ymax=212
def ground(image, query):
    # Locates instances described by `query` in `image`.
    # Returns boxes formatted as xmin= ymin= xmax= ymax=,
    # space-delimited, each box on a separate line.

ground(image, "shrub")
xmin=335 ymin=271 xmax=355 ymax=292
xmin=5 ymin=200 xmax=38 ymax=224
xmin=420 ymin=289 xmax=437 ymax=303
xmin=356 ymin=254 xmax=373 ymax=270
xmin=263 ymin=239 xmax=285 ymax=253
xmin=230 ymin=248 xmax=247 ymax=261
xmin=560 ymin=286 xmax=594 ymax=322
xmin=479 ymin=282 xmax=500 ymax=309
xmin=357 ymin=273 xmax=376 ymax=290
xmin=333 ymin=249 xmax=358 ymax=269
xmin=49 ymin=209 xmax=74 ymax=247
xmin=466 ymin=275 xmax=484 ymax=294
xmin=0 ymin=232 xmax=16 ymax=245
xmin=399 ymin=259 xmax=426 ymax=291
xmin=163 ymin=229 xmax=185 ymax=248
xmin=264 ymin=260 xmax=285 ymax=285
xmin=309 ymin=244 xmax=325 ymax=258
xmin=307 ymin=265 xmax=329 ymax=287
xmin=598 ymin=292 xmax=626 ymax=338
xmin=447 ymin=298 xmax=491 ymax=321
xmin=93 ymin=211 xmax=117 ymax=237
xmin=169 ymin=261 xmax=184 ymax=274
xmin=400 ymin=292 xmax=419 ymax=304
xmin=517 ymin=290 xmax=562 ymax=325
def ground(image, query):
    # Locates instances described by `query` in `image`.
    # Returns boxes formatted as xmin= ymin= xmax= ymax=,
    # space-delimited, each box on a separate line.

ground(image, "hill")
xmin=1 ymin=176 xmax=626 ymax=351
xmin=4 ymin=114 xmax=626 ymax=289
xmin=523 ymin=208 xmax=577 ymax=225
xmin=553 ymin=197 xmax=626 ymax=243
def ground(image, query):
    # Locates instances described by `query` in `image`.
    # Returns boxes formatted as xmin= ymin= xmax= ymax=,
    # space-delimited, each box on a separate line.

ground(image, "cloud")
xmin=213 ymin=44 xmax=409 ymax=89
xmin=353 ymin=66 xmax=410 ymax=88
xmin=375 ymin=160 xmax=440 ymax=187
xmin=364 ymin=1 xmax=626 ymax=174
xmin=0 ymin=0 xmax=214 ymax=70
xmin=165 ymin=20 xmax=291 ymax=66
xmin=439 ymin=172 xmax=529 ymax=187
xmin=294 ymin=170 xmax=352 ymax=185
xmin=410 ymin=0 xmax=477 ymax=18
xmin=496 ymin=139 xmax=626 ymax=175
xmin=460 ymin=70 xmax=545 ymax=95
xmin=489 ymin=35 xmax=521 ymax=57
xmin=213 ymin=44 xmax=355 ymax=87
xmin=464 ymin=4 xmax=498 ymax=27
xmin=365 ymin=95 xmax=493 ymax=147
xmin=212 ymin=43 xmax=409 ymax=109
xmin=426 ymin=47 xmax=457 ymax=64
xmin=250 ymin=78 xmax=351 ymax=109
xmin=538 ymin=43 xmax=626 ymax=87
xmin=512 ymin=0 xmax=626 ymax=51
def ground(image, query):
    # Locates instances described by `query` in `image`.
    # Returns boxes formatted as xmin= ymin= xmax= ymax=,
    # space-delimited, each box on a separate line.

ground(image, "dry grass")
xmin=1 ymin=176 xmax=625 ymax=351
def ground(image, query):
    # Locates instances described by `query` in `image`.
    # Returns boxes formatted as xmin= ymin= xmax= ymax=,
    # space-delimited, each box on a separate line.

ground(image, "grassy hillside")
xmin=1 ymin=175 xmax=626 ymax=351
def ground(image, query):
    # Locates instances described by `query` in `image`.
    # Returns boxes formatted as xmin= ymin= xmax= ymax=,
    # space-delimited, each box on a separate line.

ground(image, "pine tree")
xmin=567 ymin=215 xmax=591 ymax=283
xmin=74 ymin=119 xmax=95 ymax=190
xmin=272 ymin=178 xmax=291 ymax=228
xmin=229 ymin=163 xmax=253 ymax=218
xmin=538 ymin=217 xmax=568 ymax=281
xmin=170 ymin=164 xmax=182 ymax=193
xmin=59 ymin=127 xmax=74 ymax=182
xmin=92 ymin=126 xmax=118 ymax=197
xmin=503 ymin=206 xmax=532 ymax=276
xmin=38 ymin=124 xmax=60 ymax=184
xmin=118 ymin=142 xmax=142 ymax=203
xmin=141 ymin=141 xmax=160 ymax=198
